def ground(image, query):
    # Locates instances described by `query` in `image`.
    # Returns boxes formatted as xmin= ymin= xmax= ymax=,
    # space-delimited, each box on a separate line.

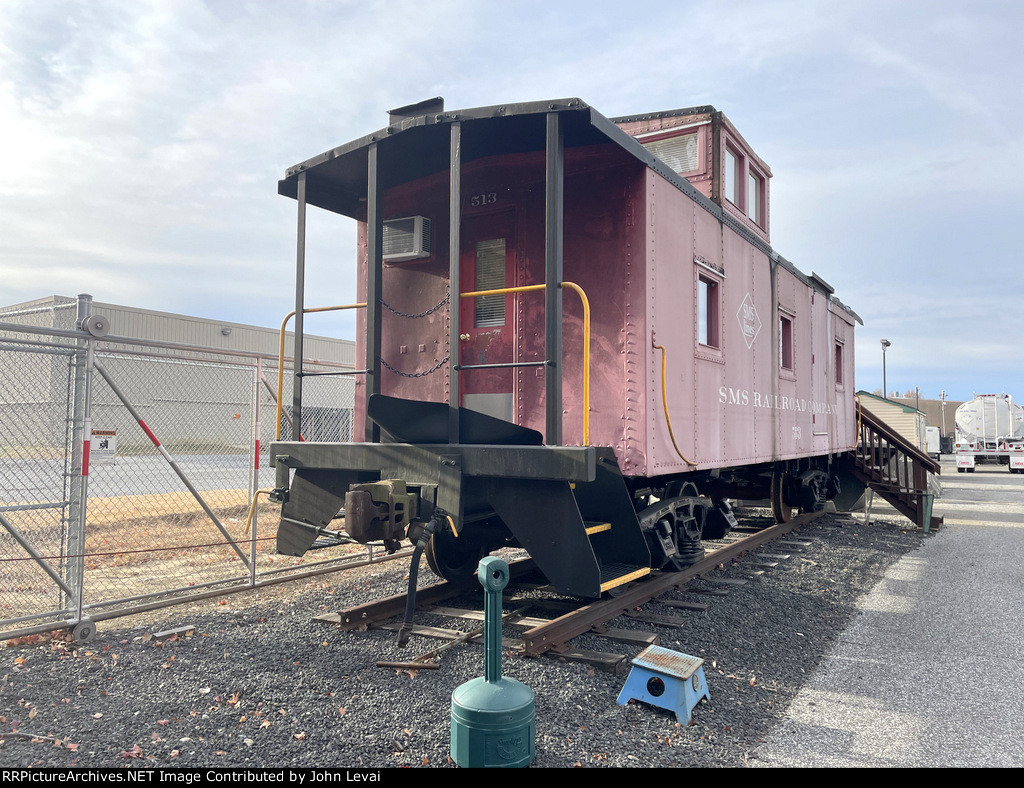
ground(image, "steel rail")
xmin=518 ymin=509 xmax=825 ymax=656
xmin=316 ymin=511 xmax=824 ymax=654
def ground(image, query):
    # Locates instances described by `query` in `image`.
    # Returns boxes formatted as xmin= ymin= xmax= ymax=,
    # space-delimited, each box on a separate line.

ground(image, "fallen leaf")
xmin=156 ymin=720 xmax=170 ymax=726
xmin=93 ymin=713 xmax=103 ymax=719
xmin=293 ymin=732 xmax=306 ymax=741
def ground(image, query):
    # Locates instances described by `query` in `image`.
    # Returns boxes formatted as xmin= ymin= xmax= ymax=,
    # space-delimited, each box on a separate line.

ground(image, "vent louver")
xmin=383 ymin=216 xmax=432 ymax=262
xmin=642 ymin=133 xmax=698 ymax=174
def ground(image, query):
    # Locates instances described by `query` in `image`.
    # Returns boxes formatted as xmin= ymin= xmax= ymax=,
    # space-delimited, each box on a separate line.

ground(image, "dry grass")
xmin=1 ymin=490 xmax=375 ymax=628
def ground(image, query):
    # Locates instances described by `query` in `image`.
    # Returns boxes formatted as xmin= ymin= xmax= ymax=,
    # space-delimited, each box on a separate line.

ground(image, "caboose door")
xmin=459 ymin=210 xmax=516 ymax=422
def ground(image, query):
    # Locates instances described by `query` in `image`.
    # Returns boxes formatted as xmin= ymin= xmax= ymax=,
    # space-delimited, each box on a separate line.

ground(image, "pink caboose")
xmin=272 ymin=98 xmax=860 ymax=598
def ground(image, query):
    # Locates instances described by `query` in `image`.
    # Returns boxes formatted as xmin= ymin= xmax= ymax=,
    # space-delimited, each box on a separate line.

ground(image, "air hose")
xmin=397 ymin=509 xmax=448 ymax=648
xmin=654 ymin=343 xmax=698 ymax=467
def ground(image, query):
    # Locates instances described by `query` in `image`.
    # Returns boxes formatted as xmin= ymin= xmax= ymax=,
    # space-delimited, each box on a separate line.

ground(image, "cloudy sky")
xmin=1 ymin=0 xmax=1020 ymax=402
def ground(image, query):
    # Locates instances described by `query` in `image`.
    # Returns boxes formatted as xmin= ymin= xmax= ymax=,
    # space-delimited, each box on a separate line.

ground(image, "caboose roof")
xmin=278 ymin=97 xmax=860 ymax=323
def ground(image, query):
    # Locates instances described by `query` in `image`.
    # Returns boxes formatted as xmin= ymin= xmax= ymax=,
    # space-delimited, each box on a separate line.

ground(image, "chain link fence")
xmin=0 ymin=299 xmax=398 ymax=642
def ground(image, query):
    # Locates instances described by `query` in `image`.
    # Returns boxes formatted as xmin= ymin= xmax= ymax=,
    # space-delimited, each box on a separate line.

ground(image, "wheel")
xmin=71 ymin=619 xmax=96 ymax=644
xmin=424 ymin=529 xmax=485 ymax=581
xmin=957 ymin=467 xmax=965 ymax=473
xmin=770 ymin=470 xmax=793 ymax=523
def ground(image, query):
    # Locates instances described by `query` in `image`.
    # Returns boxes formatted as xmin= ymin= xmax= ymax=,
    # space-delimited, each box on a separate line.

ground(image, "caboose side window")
xmin=748 ymin=169 xmax=764 ymax=226
xmin=474 ymin=238 xmax=506 ymax=327
xmin=780 ymin=314 xmax=793 ymax=370
xmin=835 ymin=342 xmax=844 ymax=385
xmin=725 ymin=145 xmax=741 ymax=206
xmin=698 ymin=276 xmax=719 ymax=348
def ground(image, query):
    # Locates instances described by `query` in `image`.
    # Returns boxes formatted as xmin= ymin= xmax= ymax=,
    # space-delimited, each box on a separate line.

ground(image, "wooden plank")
xmin=690 ymin=587 xmax=730 ymax=596
xmin=428 ymin=606 xmax=551 ymax=627
xmin=622 ymin=610 xmax=687 ymax=628
xmin=706 ymin=577 xmax=748 ymax=586
xmin=544 ymin=648 xmax=626 ymax=674
xmin=661 ymin=599 xmax=710 ymax=611
xmin=378 ymin=621 xmax=524 ymax=651
xmin=776 ymin=539 xmax=813 ymax=548
xmin=591 ymin=626 xmax=660 ymax=647
xmin=757 ymin=553 xmax=792 ymax=561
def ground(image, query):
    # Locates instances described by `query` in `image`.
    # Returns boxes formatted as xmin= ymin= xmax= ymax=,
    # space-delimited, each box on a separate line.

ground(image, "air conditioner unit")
xmin=383 ymin=216 xmax=432 ymax=263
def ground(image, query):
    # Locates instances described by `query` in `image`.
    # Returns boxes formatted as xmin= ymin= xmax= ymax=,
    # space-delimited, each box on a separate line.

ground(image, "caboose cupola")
xmin=612 ymin=106 xmax=772 ymax=243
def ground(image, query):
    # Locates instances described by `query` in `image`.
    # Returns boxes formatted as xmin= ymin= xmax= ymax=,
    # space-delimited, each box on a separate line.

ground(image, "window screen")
xmin=474 ymin=239 xmax=506 ymax=327
xmin=642 ymin=133 xmax=698 ymax=173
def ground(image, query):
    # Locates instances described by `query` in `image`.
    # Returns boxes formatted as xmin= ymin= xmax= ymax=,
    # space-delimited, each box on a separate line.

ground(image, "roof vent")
xmin=383 ymin=216 xmax=432 ymax=263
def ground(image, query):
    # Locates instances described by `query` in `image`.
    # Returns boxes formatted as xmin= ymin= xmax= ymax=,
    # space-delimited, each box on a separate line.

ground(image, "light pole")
xmin=881 ymin=339 xmax=891 ymax=399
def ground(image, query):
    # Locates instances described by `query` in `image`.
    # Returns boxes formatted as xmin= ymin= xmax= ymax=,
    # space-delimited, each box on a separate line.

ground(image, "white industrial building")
xmin=0 ymin=295 xmax=357 ymax=450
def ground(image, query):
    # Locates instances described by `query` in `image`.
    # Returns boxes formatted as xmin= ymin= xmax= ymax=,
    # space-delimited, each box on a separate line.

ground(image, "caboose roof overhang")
xmin=278 ymin=96 xmax=860 ymax=323
xmin=278 ymin=98 xmax=635 ymax=218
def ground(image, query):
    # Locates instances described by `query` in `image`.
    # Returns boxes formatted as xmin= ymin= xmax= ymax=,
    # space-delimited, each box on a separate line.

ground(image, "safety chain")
xmin=379 ymin=355 xmax=450 ymax=378
xmin=380 ymin=291 xmax=450 ymax=319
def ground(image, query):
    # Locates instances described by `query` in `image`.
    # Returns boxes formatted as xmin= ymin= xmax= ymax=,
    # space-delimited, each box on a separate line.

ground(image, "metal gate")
xmin=1 ymin=295 xmax=403 ymax=642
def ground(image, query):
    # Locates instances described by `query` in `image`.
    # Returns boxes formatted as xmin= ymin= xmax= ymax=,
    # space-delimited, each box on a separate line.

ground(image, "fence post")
xmin=250 ymin=357 xmax=261 ymax=587
xmin=64 ymin=293 xmax=93 ymax=623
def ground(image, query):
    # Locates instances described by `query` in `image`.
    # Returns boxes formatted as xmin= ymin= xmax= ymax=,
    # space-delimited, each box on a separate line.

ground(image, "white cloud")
xmin=0 ymin=0 xmax=1022 ymax=400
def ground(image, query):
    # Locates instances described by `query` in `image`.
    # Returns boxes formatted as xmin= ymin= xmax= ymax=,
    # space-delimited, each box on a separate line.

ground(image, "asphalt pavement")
xmin=752 ymin=457 xmax=1024 ymax=767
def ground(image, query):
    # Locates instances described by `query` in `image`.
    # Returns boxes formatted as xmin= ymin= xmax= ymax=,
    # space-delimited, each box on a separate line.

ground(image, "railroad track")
xmin=314 ymin=509 xmax=825 ymax=671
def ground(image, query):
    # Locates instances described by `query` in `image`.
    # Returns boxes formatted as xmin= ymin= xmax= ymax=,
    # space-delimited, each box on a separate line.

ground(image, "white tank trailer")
xmin=954 ymin=394 xmax=1024 ymax=473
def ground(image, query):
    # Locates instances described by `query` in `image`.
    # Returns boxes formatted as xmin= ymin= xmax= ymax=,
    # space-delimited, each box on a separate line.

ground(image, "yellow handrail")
xmin=459 ymin=281 xmax=591 ymax=445
xmin=276 ymin=282 xmax=592 ymax=444
xmin=276 ymin=303 xmax=366 ymax=440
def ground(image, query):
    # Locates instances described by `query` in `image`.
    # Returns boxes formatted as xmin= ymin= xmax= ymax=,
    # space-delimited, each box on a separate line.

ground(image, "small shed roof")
xmin=857 ymin=390 xmax=924 ymax=415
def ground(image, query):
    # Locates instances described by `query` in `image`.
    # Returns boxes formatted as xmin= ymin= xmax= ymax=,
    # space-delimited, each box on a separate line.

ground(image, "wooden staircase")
xmin=847 ymin=405 xmax=943 ymax=531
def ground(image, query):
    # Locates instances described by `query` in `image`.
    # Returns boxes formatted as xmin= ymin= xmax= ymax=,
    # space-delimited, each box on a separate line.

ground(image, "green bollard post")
xmin=450 ymin=557 xmax=535 ymax=767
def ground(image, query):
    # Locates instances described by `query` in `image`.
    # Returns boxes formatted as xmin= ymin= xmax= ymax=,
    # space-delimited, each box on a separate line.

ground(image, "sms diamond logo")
xmin=736 ymin=293 xmax=761 ymax=349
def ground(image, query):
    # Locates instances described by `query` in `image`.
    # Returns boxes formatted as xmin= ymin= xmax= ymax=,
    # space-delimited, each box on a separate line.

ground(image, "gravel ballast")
xmin=0 ymin=513 xmax=926 ymax=768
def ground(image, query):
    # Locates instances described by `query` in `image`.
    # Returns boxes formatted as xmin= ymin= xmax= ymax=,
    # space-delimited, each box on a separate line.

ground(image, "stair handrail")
xmin=857 ymin=403 xmax=941 ymax=475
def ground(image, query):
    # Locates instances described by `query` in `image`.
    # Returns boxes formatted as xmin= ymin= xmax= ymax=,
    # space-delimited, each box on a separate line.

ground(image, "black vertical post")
xmin=365 ymin=144 xmax=383 ymax=442
xmin=448 ymin=122 xmax=462 ymax=445
xmin=292 ymin=172 xmax=306 ymax=441
xmin=544 ymin=112 xmax=564 ymax=446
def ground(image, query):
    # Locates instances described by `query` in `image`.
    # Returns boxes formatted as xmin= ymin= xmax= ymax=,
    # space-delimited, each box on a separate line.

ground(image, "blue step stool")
xmin=617 ymin=645 xmax=710 ymax=723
